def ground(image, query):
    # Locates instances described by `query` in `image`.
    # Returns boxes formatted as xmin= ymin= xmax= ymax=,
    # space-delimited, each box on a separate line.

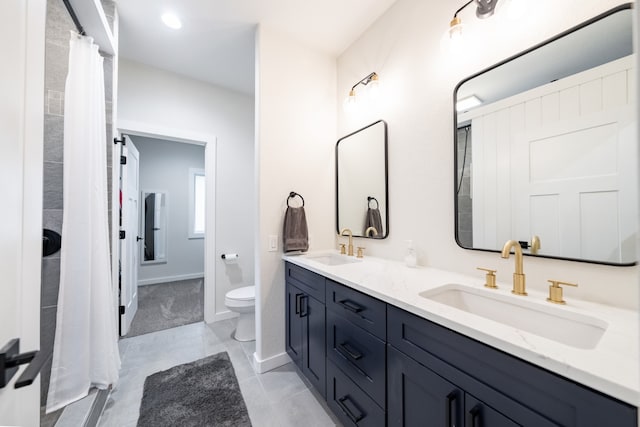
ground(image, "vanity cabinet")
xmin=284 ymin=262 xmax=637 ymax=426
xmin=284 ymin=262 xmax=326 ymax=398
xmin=387 ymin=305 xmax=637 ymax=427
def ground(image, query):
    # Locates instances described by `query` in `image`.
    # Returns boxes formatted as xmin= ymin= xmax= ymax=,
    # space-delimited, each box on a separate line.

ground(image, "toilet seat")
xmin=226 ymin=285 xmax=255 ymax=301
xmin=225 ymin=285 xmax=255 ymax=309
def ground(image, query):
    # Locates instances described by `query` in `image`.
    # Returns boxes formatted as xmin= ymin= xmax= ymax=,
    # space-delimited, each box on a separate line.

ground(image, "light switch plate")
xmin=268 ymin=235 xmax=278 ymax=252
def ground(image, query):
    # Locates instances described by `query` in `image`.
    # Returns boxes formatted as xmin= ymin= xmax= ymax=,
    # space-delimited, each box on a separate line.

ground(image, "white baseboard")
xmin=138 ymin=273 xmax=204 ymax=286
xmin=253 ymin=351 xmax=291 ymax=374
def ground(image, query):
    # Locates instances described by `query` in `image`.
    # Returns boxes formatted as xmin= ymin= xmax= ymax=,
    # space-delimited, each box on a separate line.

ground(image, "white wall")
xmin=336 ymin=0 xmax=639 ymax=309
xmin=118 ymin=59 xmax=255 ymax=318
xmin=132 ymin=136 xmax=205 ymax=284
xmin=254 ymin=26 xmax=337 ymax=370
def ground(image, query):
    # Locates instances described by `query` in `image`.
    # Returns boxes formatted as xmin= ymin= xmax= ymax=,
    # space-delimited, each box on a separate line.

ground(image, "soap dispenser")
xmin=404 ymin=240 xmax=417 ymax=268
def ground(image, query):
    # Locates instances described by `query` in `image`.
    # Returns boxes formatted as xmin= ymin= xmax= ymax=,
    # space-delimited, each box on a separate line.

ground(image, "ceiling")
xmin=117 ymin=0 xmax=398 ymax=95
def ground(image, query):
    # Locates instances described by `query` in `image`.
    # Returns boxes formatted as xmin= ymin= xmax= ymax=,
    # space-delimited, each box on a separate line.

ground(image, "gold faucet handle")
xmin=339 ymin=244 xmax=346 ymax=255
xmin=546 ymin=280 xmax=578 ymax=305
xmin=356 ymin=247 xmax=365 ymax=258
xmin=477 ymin=267 xmax=498 ymax=289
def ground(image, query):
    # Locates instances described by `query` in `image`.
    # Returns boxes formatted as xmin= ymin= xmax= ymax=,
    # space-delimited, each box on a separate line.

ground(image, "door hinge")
xmin=120 ymin=155 xmax=127 ymax=165
xmin=113 ymin=137 xmax=125 ymax=145
xmin=119 ymin=230 xmax=126 ymax=239
xmin=119 ymin=306 xmax=125 ymax=315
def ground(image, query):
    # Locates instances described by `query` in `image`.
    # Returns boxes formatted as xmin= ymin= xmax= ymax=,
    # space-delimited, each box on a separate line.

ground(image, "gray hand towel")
xmin=283 ymin=206 xmax=309 ymax=252
xmin=364 ymin=208 xmax=383 ymax=238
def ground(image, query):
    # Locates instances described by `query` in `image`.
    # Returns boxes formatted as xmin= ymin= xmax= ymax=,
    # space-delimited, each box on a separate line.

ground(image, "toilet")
xmin=224 ymin=285 xmax=255 ymax=342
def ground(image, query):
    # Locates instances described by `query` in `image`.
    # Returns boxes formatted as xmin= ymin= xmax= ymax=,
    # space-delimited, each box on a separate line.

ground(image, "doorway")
xmin=123 ymin=135 xmax=206 ymax=337
xmin=116 ymin=122 xmax=217 ymax=338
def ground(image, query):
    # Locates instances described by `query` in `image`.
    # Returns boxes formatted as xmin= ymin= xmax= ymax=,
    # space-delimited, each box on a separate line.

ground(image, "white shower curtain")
xmin=47 ymin=33 xmax=121 ymax=412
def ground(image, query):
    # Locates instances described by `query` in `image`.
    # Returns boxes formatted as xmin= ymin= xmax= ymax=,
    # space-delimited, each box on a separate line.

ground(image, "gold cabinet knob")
xmin=547 ymin=280 xmax=578 ymax=304
xmin=339 ymin=244 xmax=346 ymax=254
xmin=477 ymin=267 xmax=498 ymax=289
xmin=356 ymin=247 xmax=365 ymax=258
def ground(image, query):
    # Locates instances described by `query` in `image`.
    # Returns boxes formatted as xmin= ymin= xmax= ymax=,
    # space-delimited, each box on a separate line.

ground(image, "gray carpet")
xmin=126 ymin=279 xmax=204 ymax=338
xmin=137 ymin=352 xmax=251 ymax=427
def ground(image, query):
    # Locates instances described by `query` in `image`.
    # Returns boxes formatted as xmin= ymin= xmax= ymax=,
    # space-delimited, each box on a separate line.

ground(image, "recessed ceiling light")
xmin=456 ymin=95 xmax=483 ymax=112
xmin=161 ymin=13 xmax=182 ymax=30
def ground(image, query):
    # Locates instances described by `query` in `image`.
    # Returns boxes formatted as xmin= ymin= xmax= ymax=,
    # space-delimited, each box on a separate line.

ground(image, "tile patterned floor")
xmin=98 ymin=320 xmax=341 ymax=426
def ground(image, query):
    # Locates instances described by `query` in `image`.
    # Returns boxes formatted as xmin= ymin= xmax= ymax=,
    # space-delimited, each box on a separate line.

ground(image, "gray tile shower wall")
xmin=41 ymin=0 xmax=72 ymax=406
xmin=456 ymin=126 xmax=473 ymax=248
xmin=41 ymin=0 xmax=115 ymax=408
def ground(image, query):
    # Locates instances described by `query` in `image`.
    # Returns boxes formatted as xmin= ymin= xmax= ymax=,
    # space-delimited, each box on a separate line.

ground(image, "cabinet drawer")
xmin=326 ymin=280 xmax=386 ymax=339
xmin=327 ymin=359 xmax=385 ymax=427
xmin=387 ymin=305 xmax=637 ymax=426
xmin=285 ymin=262 xmax=325 ymax=302
xmin=327 ymin=310 xmax=386 ymax=407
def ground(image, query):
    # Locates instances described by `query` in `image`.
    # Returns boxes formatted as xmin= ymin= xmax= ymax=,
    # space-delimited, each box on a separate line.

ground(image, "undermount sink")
xmin=305 ymin=253 xmax=361 ymax=266
xmin=420 ymin=284 xmax=608 ymax=349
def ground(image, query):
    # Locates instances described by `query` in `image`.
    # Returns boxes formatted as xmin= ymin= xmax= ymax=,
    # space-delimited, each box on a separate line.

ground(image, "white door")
xmin=120 ymin=137 xmax=140 ymax=335
xmin=513 ymin=108 xmax=636 ymax=263
xmin=0 ymin=0 xmax=45 ymax=425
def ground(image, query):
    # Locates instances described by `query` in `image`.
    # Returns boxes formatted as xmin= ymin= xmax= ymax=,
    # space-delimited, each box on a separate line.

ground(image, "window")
xmin=189 ymin=168 xmax=205 ymax=238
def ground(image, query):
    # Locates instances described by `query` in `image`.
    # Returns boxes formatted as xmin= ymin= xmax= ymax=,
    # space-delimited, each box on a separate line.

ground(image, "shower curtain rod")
xmin=62 ymin=0 xmax=86 ymax=36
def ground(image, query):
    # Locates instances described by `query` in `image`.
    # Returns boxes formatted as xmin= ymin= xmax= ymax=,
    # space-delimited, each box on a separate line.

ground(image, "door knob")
xmin=136 ymin=236 xmax=143 ymax=241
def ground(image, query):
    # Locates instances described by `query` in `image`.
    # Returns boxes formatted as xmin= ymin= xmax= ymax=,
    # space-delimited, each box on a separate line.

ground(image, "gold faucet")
xmin=501 ymin=240 xmax=527 ymax=296
xmin=340 ymin=228 xmax=354 ymax=256
xmin=365 ymin=226 xmax=378 ymax=237
xmin=531 ymin=235 xmax=541 ymax=255
xmin=546 ymin=280 xmax=578 ymax=304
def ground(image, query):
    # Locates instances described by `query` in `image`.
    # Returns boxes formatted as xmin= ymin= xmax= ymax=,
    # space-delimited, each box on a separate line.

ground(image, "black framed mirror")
xmin=336 ymin=120 xmax=389 ymax=238
xmin=141 ymin=191 xmax=167 ymax=264
xmin=454 ymin=4 xmax=637 ymax=266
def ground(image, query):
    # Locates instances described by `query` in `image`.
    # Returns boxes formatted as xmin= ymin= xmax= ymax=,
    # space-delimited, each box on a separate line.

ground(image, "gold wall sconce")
xmin=344 ymin=72 xmax=380 ymax=112
xmin=449 ymin=0 xmax=500 ymax=40
xmin=447 ymin=0 xmax=525 ymax=42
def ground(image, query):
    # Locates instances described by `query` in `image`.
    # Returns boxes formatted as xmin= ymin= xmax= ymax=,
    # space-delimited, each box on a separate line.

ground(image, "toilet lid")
xmin=227 ymin=285 xmax=255 ymax=301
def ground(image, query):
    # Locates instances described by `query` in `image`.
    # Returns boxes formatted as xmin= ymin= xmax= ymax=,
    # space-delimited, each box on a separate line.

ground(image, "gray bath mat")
xmin=126 ymin=279 xmax=204 ymax=337
xmin=137 ymin=352 xmax=251 ymax=427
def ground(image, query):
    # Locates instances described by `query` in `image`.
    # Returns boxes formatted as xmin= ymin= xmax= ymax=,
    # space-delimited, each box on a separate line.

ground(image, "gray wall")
xmin=41 ymin=0 xmax=115 ymax=407
xmin=132 ymin=136 xmax=206 ymax=284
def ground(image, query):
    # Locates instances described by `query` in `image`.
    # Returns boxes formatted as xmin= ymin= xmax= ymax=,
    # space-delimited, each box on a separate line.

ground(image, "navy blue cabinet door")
xmin=388 ymin=345 xmax=463 ymax=427
xmin=286 ymin=281 xmax=326 ymax=398
xmin=285 ymin=282 xmax=303 ymax=368
xmin=302 ymin=292 xmax=326 ymax=398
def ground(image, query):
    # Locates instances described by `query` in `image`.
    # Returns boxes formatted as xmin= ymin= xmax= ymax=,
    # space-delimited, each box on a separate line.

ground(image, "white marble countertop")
xmin=283 ymin=251 xmax=639 ymax=406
